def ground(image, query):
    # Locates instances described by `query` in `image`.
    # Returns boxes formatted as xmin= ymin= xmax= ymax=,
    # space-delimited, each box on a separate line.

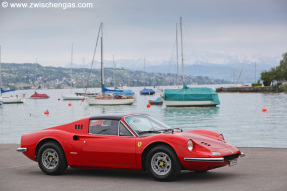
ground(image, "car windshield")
xmin=124 ymin=115 xmax=175 ymax=136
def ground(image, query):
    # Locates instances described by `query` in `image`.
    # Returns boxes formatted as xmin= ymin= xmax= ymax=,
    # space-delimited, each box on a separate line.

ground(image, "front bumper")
xmin=17 ymin=148 xmax=27 ymax=152
xmin=184 ymin=152 xmax=245 ymax=162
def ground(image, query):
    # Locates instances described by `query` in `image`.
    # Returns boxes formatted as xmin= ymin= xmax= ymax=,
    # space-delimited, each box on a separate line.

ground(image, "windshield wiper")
xmin=161 ymin=128 xmax=183 ymax=133
xmin=138 ymin=128 xmax=183 ymax=135
xmin=137 ymin=130 xmax=162 ymax=135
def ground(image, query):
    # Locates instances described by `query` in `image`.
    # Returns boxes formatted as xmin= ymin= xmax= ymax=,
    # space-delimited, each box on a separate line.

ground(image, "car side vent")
xmin=75 ymin=124 xmax=83 ymax=130
xmin=201 ymin=141 xmax=211 ymax=146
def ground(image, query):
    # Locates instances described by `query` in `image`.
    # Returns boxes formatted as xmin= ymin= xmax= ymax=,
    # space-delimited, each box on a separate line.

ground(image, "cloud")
xmin=0 ymin=0 xmax=286 ymax=66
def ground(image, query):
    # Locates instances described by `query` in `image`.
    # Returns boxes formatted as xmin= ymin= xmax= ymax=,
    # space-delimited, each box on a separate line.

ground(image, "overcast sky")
xmin=0 ymin=0 xmax=286 ymax=67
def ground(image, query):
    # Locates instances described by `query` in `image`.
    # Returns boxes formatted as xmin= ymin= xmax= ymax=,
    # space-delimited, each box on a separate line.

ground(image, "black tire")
xmin=145 ymin=145 xmax=181 ymax=181
xmin=37 ymin=142 xmax=68 ymax=175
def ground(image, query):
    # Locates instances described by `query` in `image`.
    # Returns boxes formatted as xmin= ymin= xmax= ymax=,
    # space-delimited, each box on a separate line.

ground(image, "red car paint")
xmin=19 ymin=114 xmax=242 ymax=172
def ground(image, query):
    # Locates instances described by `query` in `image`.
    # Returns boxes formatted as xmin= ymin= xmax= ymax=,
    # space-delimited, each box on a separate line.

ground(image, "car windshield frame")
xmin=124 ymin=114 xmax=175 ymax=137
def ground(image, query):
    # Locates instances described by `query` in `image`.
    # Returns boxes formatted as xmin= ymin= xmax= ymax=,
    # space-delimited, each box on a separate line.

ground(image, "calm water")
xmin=0 ymin=85 xmax=286 ymax=148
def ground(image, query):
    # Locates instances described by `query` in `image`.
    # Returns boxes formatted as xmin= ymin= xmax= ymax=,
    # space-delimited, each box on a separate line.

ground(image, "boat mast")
xmin=0 ymin=45 xmax=2 ymax=97
xmin=100 ymin=23 xmax=104 ymax=95
xmin=34 ymin=58 xmax=37 ymax=89
xmin=144 ymin=58 xmax=146 ymax=88
xmin=176 ymin=23 xmax=179 ymax=87
xmin=255 ymin=62 xmax=256 ymax=83
xmin=113 ymin=55 xmax=116 ymax=89
xmin=180 ymin=17 xmax=185 ymax=84
xmin=71 ymin=43 xmax=73 ymax=89
xmin=83 ymin=58 xmax=85 ymax=88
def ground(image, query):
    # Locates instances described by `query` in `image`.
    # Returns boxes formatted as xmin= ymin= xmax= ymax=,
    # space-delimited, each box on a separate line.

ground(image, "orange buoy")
xmin=81 ymin=99 xmax=84 ymax=102
xmin=68 ymin=103 xmax=72 ymax=106
xmin=147 ymin=104 xmax=150 ymax=108
xmin=262 ymin=107 xmax=267 ymax=112
xmin=44 ymin=110 xmax=49 ymax=115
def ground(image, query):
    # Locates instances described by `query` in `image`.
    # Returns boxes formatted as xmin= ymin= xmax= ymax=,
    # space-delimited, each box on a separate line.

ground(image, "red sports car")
xmin=17 ymin=114 xmax=244 ymax=181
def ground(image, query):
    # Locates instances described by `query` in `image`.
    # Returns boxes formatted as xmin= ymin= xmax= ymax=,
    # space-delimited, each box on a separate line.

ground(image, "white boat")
xmin=164 ymin=100 xmax=218 ymax=107
xmin=0 ymin=46 xmax=24 ymax=104
xmin=62 ymin=43 xmax=84 ymax=100
xmin=0 ymin=96 xmax=24 ymax=104
xmin=162 ymin=17 xmax=220 ymax=107
xmin=62 ymin=95 xmax=84 ymax=100
xmin=86 ymin=95 xmax=135 ymax=105
xmin=86 ymin=23 xmax=135 ymax=105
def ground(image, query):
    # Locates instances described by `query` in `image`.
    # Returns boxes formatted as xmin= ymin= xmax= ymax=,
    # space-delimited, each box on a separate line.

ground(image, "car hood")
xmin=178 ymin=131 xmax=231 ymax=149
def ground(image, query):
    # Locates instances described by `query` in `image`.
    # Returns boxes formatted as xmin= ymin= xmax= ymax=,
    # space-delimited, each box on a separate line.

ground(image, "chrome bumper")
xmin=184 ymin=158 xmax=224 ymax=162
xmin=17 ymin=148 xmax=27 ymax=152
xmin=184 ymin=152 xmax=245 ymax=162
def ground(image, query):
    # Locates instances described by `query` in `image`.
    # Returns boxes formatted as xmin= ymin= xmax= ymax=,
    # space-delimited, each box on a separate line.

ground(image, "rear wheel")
xmin=145 ymin=145 xmax=181 ymax=181
xmin=37 ymin=142 xmax=67 ymax=175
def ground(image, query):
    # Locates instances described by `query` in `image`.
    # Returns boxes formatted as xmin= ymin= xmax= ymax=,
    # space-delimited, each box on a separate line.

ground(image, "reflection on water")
xmin=0 ymin=86 xmax=287 ymax=148
xmin=163 ymin=107 xmax=220 ymax=129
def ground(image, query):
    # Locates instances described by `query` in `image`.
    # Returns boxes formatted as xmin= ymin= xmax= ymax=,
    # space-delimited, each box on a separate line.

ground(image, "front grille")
xmin=223 ymin=153 xmax=240 ymax=161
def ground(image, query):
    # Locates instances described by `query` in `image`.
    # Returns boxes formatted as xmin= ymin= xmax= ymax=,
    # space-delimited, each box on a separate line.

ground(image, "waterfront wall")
xmin=216 ymin=86 xmax=284 ymax=93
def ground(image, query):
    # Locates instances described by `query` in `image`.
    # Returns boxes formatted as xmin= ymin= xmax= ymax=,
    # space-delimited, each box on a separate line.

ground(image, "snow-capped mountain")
xmin=66 ymin=51 xmax=282 ymax=82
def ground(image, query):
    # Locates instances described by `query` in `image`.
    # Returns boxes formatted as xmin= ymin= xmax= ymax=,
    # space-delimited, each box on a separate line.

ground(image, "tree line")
xmin=261 ymin=53 xmax=287 ymax=86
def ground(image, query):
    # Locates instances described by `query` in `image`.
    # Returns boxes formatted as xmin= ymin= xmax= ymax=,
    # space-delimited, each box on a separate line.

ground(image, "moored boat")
xmin=62 ymin=95 xmax=84 ymax=100
xmin=140 ymin=88 xmax=155 ymax=95
xmin=62 ymin=43 xmax=84 ymax=100
xmin=163 ymin=83 xmax=219 ymax=107
xmin=86 ymin=23 xmax=135 ymax=105
xmin=0 ymin=46 xmax=24 ymax=104
xmin=149 ymin=97 xmax=163 ymax=105
xmin=0 ymin=96 xmax=24 ymax=103
xmin=30 ymin=91 xmax=49 ymax=99
xmin=162 ymin=17 xmax=220 ymax=107
xmin=139 ymin=59 xmax=155 ymax=95
xmin=86 ymin=95 xmax=135 ymax=105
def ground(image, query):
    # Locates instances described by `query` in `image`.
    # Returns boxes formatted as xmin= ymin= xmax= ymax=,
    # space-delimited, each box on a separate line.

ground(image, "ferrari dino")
xmin=17 ymin=113 xmax=244 ymax=181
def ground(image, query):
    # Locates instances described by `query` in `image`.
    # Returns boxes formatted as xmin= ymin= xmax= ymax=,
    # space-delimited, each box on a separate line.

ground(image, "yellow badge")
xmin=138 ymin=142 xmax=142 ymax=147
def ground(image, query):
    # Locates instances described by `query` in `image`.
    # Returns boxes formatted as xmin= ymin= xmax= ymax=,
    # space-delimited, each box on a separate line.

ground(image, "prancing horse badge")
xmin=138 ymin=142 xmax=142 ymax=147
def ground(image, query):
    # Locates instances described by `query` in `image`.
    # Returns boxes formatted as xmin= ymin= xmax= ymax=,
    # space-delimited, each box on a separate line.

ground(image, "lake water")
xmin=0 ymin=85 xmax=286 ymax=148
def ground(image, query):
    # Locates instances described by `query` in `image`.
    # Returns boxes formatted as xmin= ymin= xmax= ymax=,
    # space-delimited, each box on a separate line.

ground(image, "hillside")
xmin=0 ymin=63 xmax=229 ymax=90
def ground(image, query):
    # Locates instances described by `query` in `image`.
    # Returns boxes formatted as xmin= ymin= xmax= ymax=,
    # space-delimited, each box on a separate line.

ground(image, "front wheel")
xmin=145 ymin=145 xmax=181 ymax=181
xmin=37 ymin=142 xmax=67 ymax=175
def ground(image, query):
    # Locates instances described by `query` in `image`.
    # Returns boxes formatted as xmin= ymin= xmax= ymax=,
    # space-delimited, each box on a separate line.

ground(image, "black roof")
xmin=90 ymin=113 xmax=147 ymax=121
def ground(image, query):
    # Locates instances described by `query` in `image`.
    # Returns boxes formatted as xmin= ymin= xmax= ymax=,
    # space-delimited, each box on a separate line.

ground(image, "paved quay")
xmin=0 ymin=144 xmax=286 ymax=191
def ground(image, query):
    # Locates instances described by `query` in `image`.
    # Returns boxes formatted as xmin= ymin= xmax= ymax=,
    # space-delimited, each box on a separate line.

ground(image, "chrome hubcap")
xmin=42 ymin=148 xmax=59 ymax=170
xmin=151 ymin=152 xmax=171 ymax=176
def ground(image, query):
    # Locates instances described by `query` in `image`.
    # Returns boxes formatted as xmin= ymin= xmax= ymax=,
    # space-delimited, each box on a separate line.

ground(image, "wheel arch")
xmin=35 ymin=138 xmax=64 ymax=160
xmin=141 ymin=142 xmax=181 ymax=171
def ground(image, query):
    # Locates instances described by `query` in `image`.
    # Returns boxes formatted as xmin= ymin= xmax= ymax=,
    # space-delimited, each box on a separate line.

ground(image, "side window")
xmin=89 ymin=120 xmax=119 ymax=136
xmin=119 ymin=123 xmax=133 ymax=136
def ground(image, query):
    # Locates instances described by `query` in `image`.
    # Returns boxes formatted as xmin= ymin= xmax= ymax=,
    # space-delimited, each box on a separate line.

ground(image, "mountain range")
xmin=67 ymin=51 xmax=281 ymax=83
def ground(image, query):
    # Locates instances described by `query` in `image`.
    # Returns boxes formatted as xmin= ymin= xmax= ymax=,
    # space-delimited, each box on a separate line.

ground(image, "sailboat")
xmin=0 ymin=46 xmax=24 ymax=104
xmin=62 ymin=43 xmax=84 ymax=100
xmin=140 ymin=58 xmax=155 ymax=95
xmin=30 ymin=59 xmax=49 ymax=99
xmin=163 ymin=17 xmax=220 ymax=107
xmin=86 ymin=23 xmax=135 ymax=105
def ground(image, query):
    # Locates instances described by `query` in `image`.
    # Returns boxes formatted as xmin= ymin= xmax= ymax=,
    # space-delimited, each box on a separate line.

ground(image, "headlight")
xmin=187 ymin=140 xmax=193 ymax=151
xmin=219 ymin=134 xmax=224 ymax=141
